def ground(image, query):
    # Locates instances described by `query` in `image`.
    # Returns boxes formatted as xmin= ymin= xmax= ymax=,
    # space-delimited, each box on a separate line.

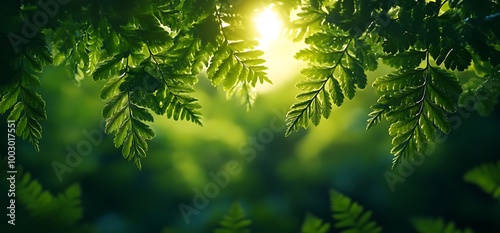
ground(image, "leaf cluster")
xmin=285 ymin=0 xmax=500 ymax=168
xmin=1 ymin=0 xmax=271 ymax=168
xmin=1 ymin=0 xmax=500 ymax=168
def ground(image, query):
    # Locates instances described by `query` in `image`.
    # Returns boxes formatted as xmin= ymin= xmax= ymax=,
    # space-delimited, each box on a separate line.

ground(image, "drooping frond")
xmin=0 ymin=34 xmax=51 ymax=152
xmin=370 ymin=50 xmax=462 ymax=167
xmin=285 ymin=24 xmax=377 ymax=136
xmin=206 ymin=5 xmax=270 ymax=110
xmin=102 ymin=84 xmax=155 ymax=170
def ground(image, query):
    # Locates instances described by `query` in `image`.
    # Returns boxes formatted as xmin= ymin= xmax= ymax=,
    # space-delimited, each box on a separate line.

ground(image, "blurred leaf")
xmin=459 ymin=65 xmax=500 ymax=116
xmin=301 ymin=213 xmax=330 ymax=233
xmin=412 ymin=218 xmax=475 ymax=233
xmin=330 ymin=189 xmax=382 ymax=233
xmin=464 ymin=161 xmax=500 ymax=201
xmin=215 ymin=202 xmax=251 ymax=233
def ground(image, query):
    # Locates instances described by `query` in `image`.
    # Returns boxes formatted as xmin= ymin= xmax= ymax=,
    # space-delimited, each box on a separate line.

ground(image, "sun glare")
xmin=254 ymin=6 xmax=282 ymax=48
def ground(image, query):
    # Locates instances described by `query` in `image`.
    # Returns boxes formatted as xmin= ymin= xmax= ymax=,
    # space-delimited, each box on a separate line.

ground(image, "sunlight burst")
xmin=254 ymin=7 xmax=282 ymax=48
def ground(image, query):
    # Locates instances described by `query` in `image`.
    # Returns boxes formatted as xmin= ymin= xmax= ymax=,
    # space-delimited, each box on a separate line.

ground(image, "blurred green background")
xmin=1 ymin=38 xmax=500 ymax=233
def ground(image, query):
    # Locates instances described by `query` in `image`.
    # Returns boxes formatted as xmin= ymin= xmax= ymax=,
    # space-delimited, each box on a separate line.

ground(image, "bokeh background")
xmin=1 ymin=36 xmax=500 ymax=233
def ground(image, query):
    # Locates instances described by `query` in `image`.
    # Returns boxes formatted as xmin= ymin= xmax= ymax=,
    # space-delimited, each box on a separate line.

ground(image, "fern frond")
xmin=214 ymin=202 xmax=251 ymax=233
xmin=301 ymin=213 xmax=330 ymax=233
xmin=102 ymin=79 xmax=155 ymax=169
xmin=100 ymin=55 xmax=158 ymax=169
xmin=1 ymin=34 xmax=51 ymax=152
xmin=205 ymin=6 xmax=269 ymax=110
xmin=464 ymin=161 xmax=500 ymax=201
xmin=286 ymin=24 xmax=377 ymax=136
xmin=372 ymin=51 xmax=462 ymax=167
xmin=412 ymin=218 xmax=475 ymax=233
xmin=330 ymin=190 xmax=382 ymax=233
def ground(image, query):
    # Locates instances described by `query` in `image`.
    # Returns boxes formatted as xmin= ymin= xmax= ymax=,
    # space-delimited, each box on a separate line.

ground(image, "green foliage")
xmin=0 ymin=34 xmax=51 ymax=152
xmin=216 ymin=189 xmax=488 ymax=233
xmin=17 ymin=170 xmax=81 ymax=227
xmin=464 ymin=161 xmax=500 ymax=201
xmin=330 ymin=190 xmax=382 ymax=233
xmin=1 ymin=0 xmax=270 ymax=168
xmin=219 ymin=191 xmax=382 ymax=233
xmin=301 ymin=213 xmax=330 ymax=233
xmin=1 ymin=0 xmax=500 ymax=168
xmin=206 ymin=5 xmax=271 ymax=110
xmin=412 ymin=218 xmax=475 ymax=233
xmin=286 ymin=0 xmax=500 ymax=168
xmin=286 ymin=1 xmax=327 ymax=41
xmin=214 ymin=202 xmax=251 ymax=233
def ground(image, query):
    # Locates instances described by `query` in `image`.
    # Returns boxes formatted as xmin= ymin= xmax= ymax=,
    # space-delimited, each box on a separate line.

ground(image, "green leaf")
xmin=382 ymin=50 xmax=425 ymax=69
xmin=366 ymin=103 xmax=388 ymax=130
xmin=0 ymin=86 xmax=20 ymax=114
xmin=160 ymin=85 xmax=203 ymax=125
xmin=434 ymin=44 xmax=472 ymax=71
xmin=93 ymin=52 xmax=128 ymax=81
xmin=131 ymin=104 xmax=154 ymax=122
xmin=100 ymin=76 xmax=125 ymax=100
